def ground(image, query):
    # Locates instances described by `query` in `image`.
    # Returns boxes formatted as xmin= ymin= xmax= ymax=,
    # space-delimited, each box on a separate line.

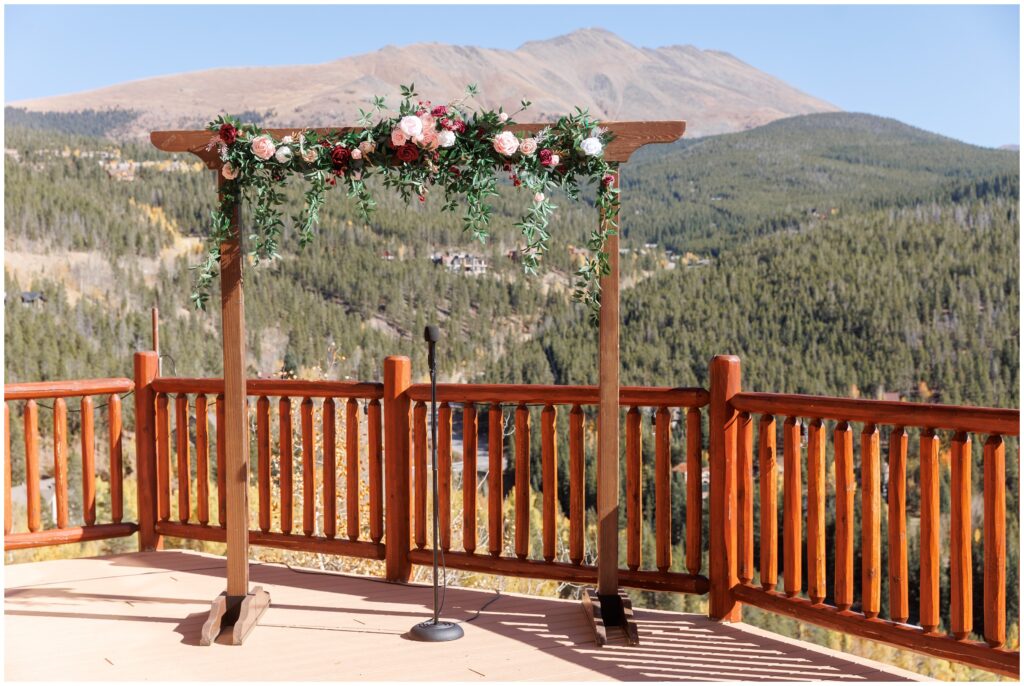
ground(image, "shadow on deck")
xmin=5 ymin=550 xmax=923 ymax=681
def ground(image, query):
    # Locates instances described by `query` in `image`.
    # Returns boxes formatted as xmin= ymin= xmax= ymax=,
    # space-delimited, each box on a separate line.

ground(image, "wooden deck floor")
xmin=5 ymin=550 xmax=923 ymax=681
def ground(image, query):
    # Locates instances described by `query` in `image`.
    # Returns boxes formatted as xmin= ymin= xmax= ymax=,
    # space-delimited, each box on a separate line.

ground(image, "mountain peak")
xmin=9 ymin=29 xmax=838 ymax=139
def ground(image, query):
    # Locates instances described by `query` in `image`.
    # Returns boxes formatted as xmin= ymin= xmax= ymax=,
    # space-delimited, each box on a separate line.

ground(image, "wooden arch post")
xmin=151 ymin=118 xmax=685 ymax=647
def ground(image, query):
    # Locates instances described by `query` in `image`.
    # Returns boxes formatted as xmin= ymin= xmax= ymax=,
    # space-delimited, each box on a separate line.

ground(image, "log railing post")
xmin=133 ymin=351 xmax=161 ymax=551
xmin=709 ymin=355 xmax=741 ymax=621
xmin=384 ymin=356 xmax=412 ymax=582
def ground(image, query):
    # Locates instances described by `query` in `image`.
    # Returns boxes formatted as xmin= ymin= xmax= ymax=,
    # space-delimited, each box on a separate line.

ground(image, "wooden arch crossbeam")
xmin=151 ymin=120 xmax=686 ymax=646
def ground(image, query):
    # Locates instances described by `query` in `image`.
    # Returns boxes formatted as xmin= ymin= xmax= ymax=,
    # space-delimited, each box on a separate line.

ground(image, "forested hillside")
xmin=4 ymin=110 xmax=1019 ymax=678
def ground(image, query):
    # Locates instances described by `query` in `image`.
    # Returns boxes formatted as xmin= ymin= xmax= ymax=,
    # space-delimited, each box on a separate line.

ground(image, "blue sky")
xmin=4 ymin=4 xmax=1020 ymax=147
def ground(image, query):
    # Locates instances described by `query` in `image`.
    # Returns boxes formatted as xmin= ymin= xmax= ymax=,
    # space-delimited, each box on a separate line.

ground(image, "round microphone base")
xmin=409 ymin=619 xmax=465 ymax=642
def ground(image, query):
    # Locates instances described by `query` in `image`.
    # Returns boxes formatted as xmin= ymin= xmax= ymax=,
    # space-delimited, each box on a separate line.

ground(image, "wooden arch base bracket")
xmin=200 ymin=587 xmax=271 ymax=646
xmin=581 ymin=588 xmax=639 ymax=647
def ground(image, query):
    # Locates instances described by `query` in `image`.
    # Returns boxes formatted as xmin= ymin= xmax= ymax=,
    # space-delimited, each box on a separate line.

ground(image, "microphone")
xmin=424 ymin=325 xmax=440 ymax=372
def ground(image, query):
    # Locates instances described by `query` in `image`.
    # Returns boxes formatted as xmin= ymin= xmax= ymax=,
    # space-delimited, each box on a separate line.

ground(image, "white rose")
xmin=499 ymin=112 xmax=509 ymax=123
xmin=274 ymin=146 xmax=294 ymax=164
xmin=437 ymin=130 xmax=456 ymax=148
xmin=580 ymin=137 xmax=603 ymax=157
xmin=534 ymin=192 xmax=545 ymax=203
xmin=399 ymin=115 xmax=423 ymax=138
xmin=550 ymin=154 xmax=561 ymax=166
xmin=282 ymin=135 xmax=294 ymax=144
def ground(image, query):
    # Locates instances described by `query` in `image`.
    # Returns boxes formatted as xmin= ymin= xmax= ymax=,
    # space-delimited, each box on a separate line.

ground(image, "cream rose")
xmin=437 ymin=130 xmax=456 ymax=148
xmin=250 ymin=135 xmax=276 ymax=161
xmin=580 ymin=136 xmax=603 ymax=157
xmin=359 ymin=140 xmax=376 ymax=155
xmin=519 ymin=138 xmax=538 ymax=155
xmin=301 ymin=147 xmax=318 ymax=163
xmin=274 ymin=146 xmax=293 ymax=164
xmin=399 ymin=115 xmax=423 ymax=138
xmin=391 ymin=128 xmax=408 ymax=147
xmin=221 ymin=162 xmax=239 ymax=180
xmin=498 ymin=112 xmax=509 ymax=123
xmin=493 ymin=131 xmax=520 ymax=157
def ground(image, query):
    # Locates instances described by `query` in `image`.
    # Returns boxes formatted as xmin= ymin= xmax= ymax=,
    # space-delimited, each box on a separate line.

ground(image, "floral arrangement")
xmin=200 ymin=84 xmax=618 ymax=319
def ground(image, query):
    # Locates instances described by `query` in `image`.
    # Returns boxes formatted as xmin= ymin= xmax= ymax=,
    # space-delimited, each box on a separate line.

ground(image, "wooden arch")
xmin=151 ymin=119 xmax=686 ymax=644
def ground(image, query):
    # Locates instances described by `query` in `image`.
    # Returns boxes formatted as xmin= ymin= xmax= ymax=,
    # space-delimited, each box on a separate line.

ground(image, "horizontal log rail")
xmin=732 ymin=392 xmax=1019 ymax=436
xmin=406 ymin=382 xmax=708 ymax=407
xmin=5 ymin=379 xmax=133 ymax=551
xmin=732 ymin=388 xmax=1020 ymax=678
xmin=5 ymin=378 xmax=133 ymax=400
xmin=152 ymin=377 xmax=383 ymax=399
xmin=408 ymin=549 xmax=709 ymax=595
xmin=155 ymin=521 xmax=385 ymax=560
xmin=734 ymin=585 xmax=1019 ymax=678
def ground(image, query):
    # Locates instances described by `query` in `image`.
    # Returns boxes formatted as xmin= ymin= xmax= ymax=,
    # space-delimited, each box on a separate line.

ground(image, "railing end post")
xmin=708 ymin=354 xmax=741 ymax=622
xmin=133 ymin=351 xmax=161 ymax=552
xmin=383 ymin=356 xmax=412 ymax=582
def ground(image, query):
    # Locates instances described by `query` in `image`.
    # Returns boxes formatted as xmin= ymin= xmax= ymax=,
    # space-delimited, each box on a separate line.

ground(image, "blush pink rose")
xmin=493 ymin=131 xmax=520 ymax=157
xmin=418 ymin=112 xmax=436 ymax=131
xmin=419 ymin=129 xmax=439 ymax=151
xmin=221 ymin=162 xmax=239 ymax=180
xmin=250 ymin=135 xmax=275 ymax=161
xmin=399 ymin=115 xmax=423 ymax=138
xmin=391 ymin=128 xmax=408 ymax=147
xmin=519 ymin=138 xmax=538 ymax=155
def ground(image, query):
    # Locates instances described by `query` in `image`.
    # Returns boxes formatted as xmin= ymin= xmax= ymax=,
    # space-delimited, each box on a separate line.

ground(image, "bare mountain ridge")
xmin=10 ymin=28 xmax=838 ymax=138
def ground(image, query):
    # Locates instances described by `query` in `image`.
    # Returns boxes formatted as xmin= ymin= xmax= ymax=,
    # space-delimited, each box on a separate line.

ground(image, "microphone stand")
xmin=409 ymin=325 xmax=464 ymax=642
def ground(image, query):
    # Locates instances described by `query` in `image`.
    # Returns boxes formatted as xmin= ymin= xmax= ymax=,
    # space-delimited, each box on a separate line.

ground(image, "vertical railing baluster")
xmin=834 ymin=421 xmax=854 ymax=611
xmin=4 ymin=403 xmax=11 ymax=534
xmin=53 ymin=398 xmax=69 ymax=528
xmin=806 ymin=418 xmax=826 ymax=604
xmin=569 ymin=404 xmax=585 ymax=565
xmin=414 ymin=401 xmax=427 ymax=549
xmin=216 ymin=394 xmax=226 ymax=527
xmin=655 ymin=406 xmax=671 ymax=572
xmin=109 ymin=394 xmax=124 ymax=524
xmin=950 ymin=431 xmax=972 ymax=640
xmin=919 ymin=428 xmax=940 ymax=632
xmin=156 ymin=393 xmax=170 ymax=522
xmin=302 ymin=397 xmax=315 ymax=537
xmin=888 ymin=427 xmax=908 ymax=622
xmin=541 ymin=404 xmax=557 ymax=563
xmin=346 ymin=398 xmax=360 ymax=541
xmin=24 ymin=400 xmax=41 ymax=533
xmin=861 ymin=423 xmax=881 ymax=618
xmin=194 ymin=395 xmax=209 ymax=526
xmin=686 ymin=407 xmax=703 ymax=576
xmin=323 ymin=398 xmax=337 ymax=539
xmin=625 ymin=406 xmax=642 ymax=571
xmin=174 ymin=394 xmax=189 ymax=524
xmin=256 ymin=396 xmax=271 ymax=532
xmin=983 ymin=434 xmax=1006 ymax=648
xmin=279 ymin=397 xmax=293 ymax=535
xmin=514 ymin=404 xmax=530 ymax=560
xmin=438 ymin=402 xmax=452 ymax=551
xmin=758 ymin=414 xmax=777 ymax=591
xmin=488 ymin=403 xmax=503 ymax=558
xmin=462 ymin=404 xmax=478 ymax=554
xmin=82 ymin=396 xmax=97 ymax=526
xmin=783 ymin=416 xmax=801 ymax=598
xmin=737 ymin=411 xmax=753 ymax=584
xmin=368 ymin=398 xmax=383 ymax=543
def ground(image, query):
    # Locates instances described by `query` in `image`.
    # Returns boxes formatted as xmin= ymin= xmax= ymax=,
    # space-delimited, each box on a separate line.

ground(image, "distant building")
xmin=431 ymin=252 xmax=487 ymax=275
xmin=20 ymin=291 xmax=47 ymax=306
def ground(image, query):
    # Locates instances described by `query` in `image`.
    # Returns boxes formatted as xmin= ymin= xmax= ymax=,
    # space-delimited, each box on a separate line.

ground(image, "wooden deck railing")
xmin=729 ymin=390 xmax=1019 ymax=676
xmin=4 ymin=378 xmax=138 ymax=550
xmin=4 ymin=353 xmax=1018 ymax=676
xmin=145 ymin=374 xmax=387 ymax=563
xmin=403 ymin=381 xmax=710 ymax=594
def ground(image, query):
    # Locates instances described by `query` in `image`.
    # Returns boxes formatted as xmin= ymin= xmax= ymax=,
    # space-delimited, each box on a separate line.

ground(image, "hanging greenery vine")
xmin=199 ymin=84 xmax=618 ymax=320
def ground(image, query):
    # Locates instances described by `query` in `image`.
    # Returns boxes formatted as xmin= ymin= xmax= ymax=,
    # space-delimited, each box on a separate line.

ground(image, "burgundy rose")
xmin=454 ymin=120 xmax=467 ymax=134
xmin=556 ymin=164 xmax=568 ymax=174
xmin=538 ymin=148 xmax=553 ymax=166
xmin=219 ymin=123 xmax=238 ymax=145
xmin=395 ymin=142 xmax=420 ymax=163
xmin=431 ymin=105 xmax=448 ymax=118
xmin=602 ymin=174 xmax=616 ymax=187
xmin=330 ymin=145 xmax=351 ymax=168
xmin=449 ymin=165 xmax=462 ymax=177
